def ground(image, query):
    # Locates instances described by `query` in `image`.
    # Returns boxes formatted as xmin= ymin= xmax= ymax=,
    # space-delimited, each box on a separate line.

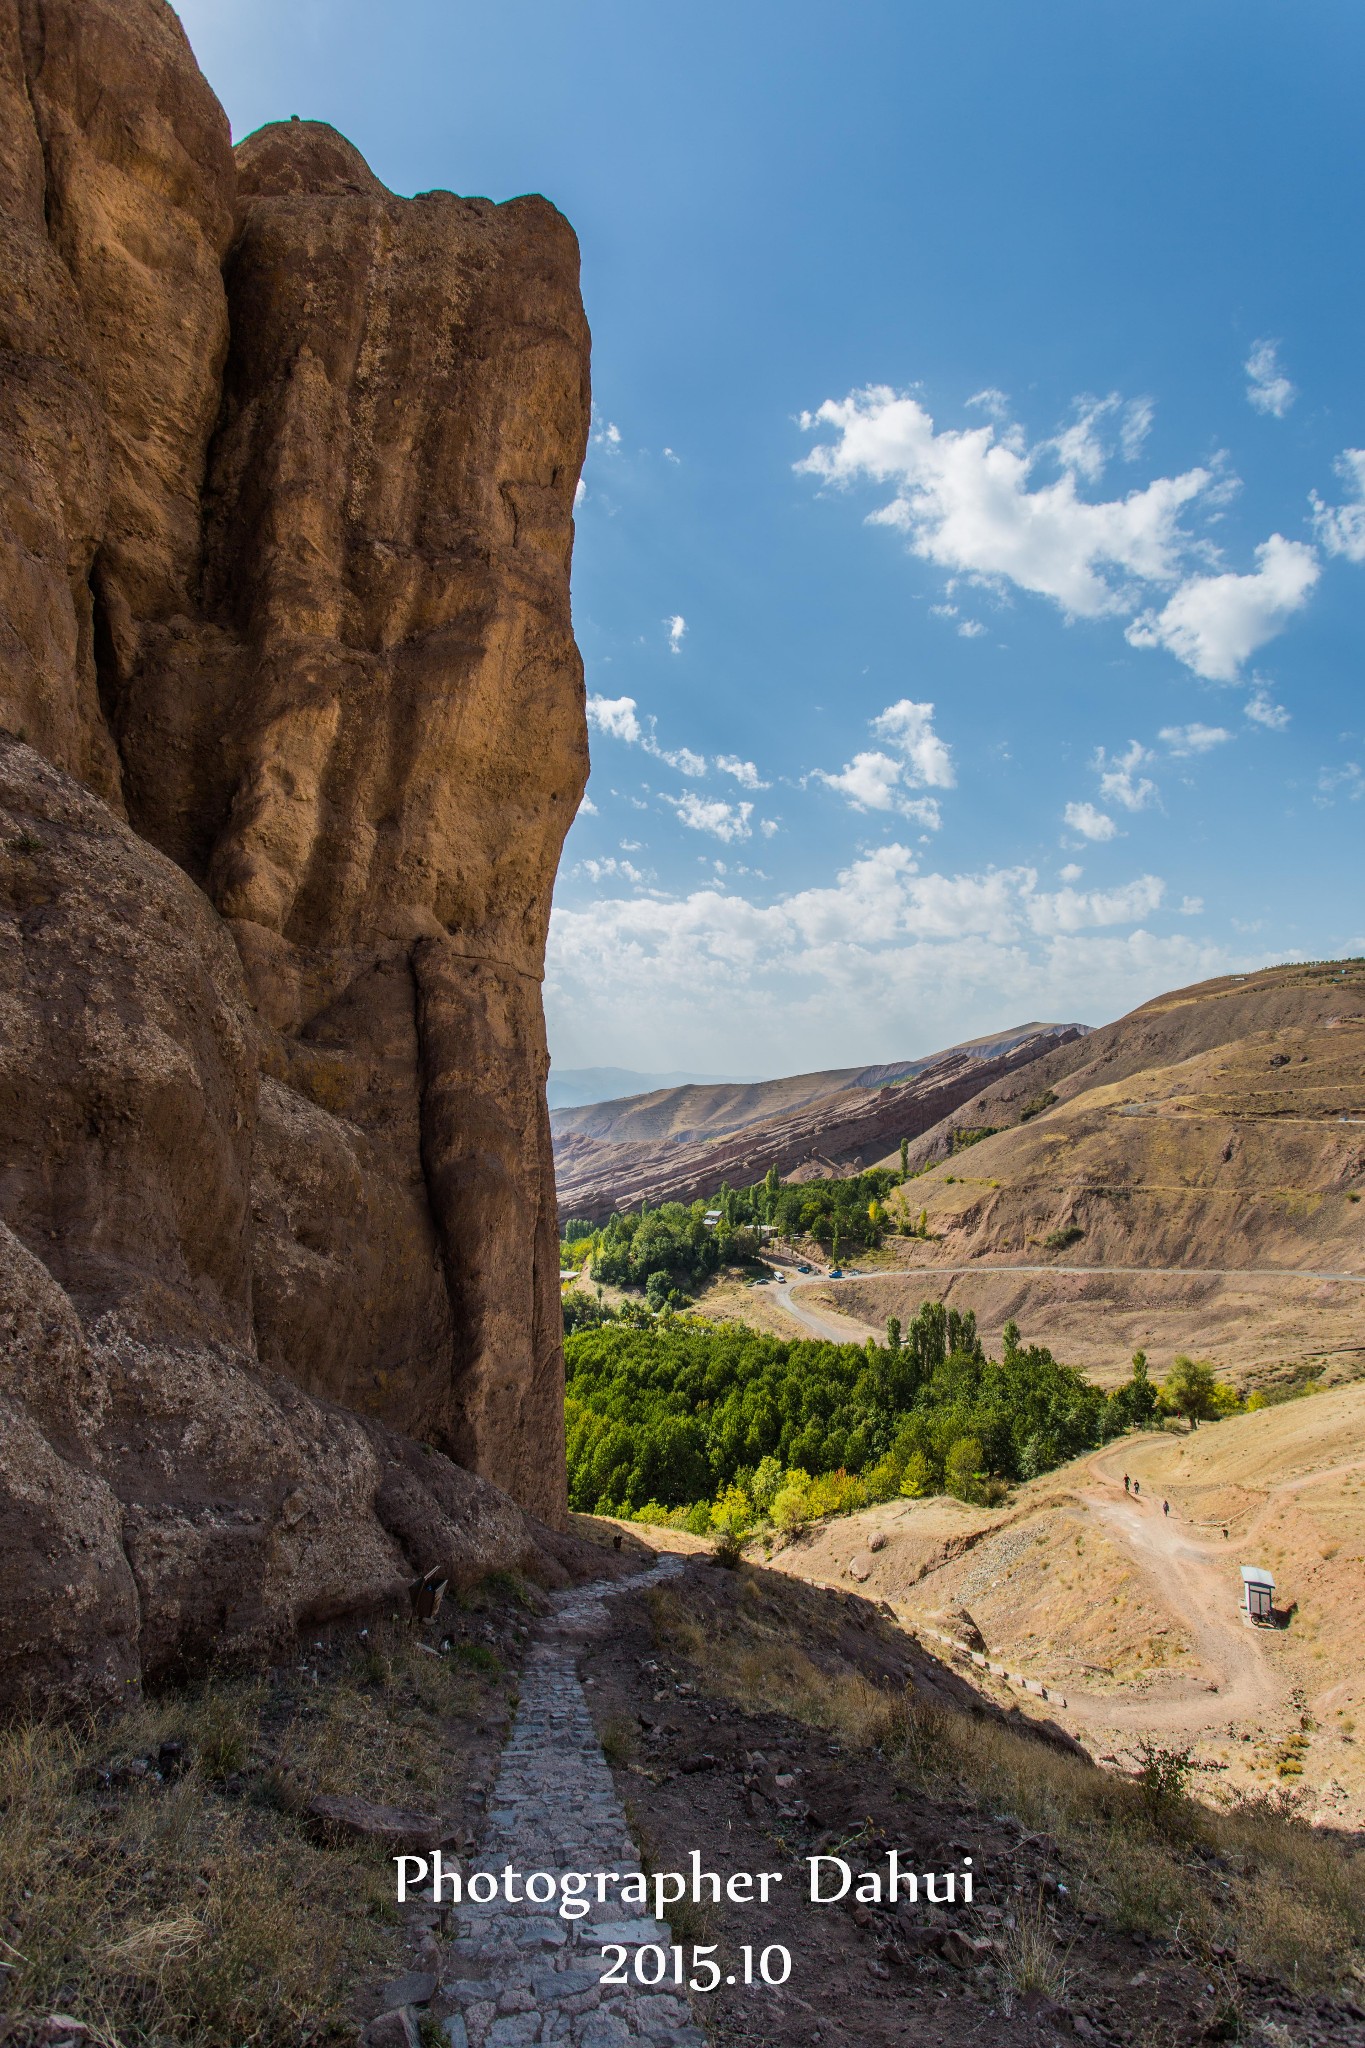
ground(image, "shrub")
xmin=1019 ymin=1088 xmax=1058 ymax=1122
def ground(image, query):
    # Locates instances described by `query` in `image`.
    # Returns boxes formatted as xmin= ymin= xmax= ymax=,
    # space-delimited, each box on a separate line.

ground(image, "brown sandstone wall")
xmin=0 ymin=0 xmax=589 ymax=1704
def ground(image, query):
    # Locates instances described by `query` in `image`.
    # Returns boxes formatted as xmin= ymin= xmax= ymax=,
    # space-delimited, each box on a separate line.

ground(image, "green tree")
xmin=900 ymin=1448 xmax=936 ymax=1498
xmin=750 ymin=1454 xmax=784 ymax=1516
xmin=886 ymin=1314 xmax=902 ymax=1354
xmin=1160 ymin=1355 xmax=1220 ymax=1429
xmin=899 ymin=1137 xmax=909 ymax=1182
xmin=944 ymin=1436 xmax=984 ymax=1502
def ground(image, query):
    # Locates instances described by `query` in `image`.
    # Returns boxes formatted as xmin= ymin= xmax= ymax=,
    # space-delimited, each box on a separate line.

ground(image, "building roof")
xmin=1239 ymin=1565 xmax=1275 ymax=1585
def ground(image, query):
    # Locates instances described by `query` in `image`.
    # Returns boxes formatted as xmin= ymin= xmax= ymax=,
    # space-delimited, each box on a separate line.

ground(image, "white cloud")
xmin=573 ymin=478 xmax=586 ymax=509
xmin=900 ymin=796 xmax=943 ymax=830
xmin=930 ymin=601 xmax=958 ymax=618
xmin=1026 ymin=874 xmax=1164 ymax=936
xmin=870 ymin=699 xmax=956 ymax=787
xmin=1245 ymin=339 xmax=1296 ymax=419
xmin=815 ymin=700 xmax=953 ymax=826
xmin=667 ymin=792 xmax=753 ymax=842
xmin=715 ymin=754 xmax=769 ymax=790
xmin=1095 ymin=739 xmax=1157 ymax=811
xmin=1064 ymin=800 xmax=1118 ymax=841
xmin=656 ymin=743 xmax=706 ymax=777
xmin=663 ymin=446 xmax=680 ymax=463
xmin=586 ymin=693 xmax=645 ymax=744
xmin=797 ymin=384 xmax=1214 ymax=621
xmin=1159 ymin=722 xmax=1231 ymax=755
xmin=798 ymin=380 xmax=1327 ymax=683
xmin=1059 ymin=862 xmax=1084 ymax=883
xmin=578 ymin=794 xmax=598 ymax=814
xmin=666 ymin=614 xmax=687 ymax=653
xmin=1245 ymin=689 xmax=1290 ymax=730
xmin=592 ymin=418 xmax=622 ymax=446
xmin=760 ymin=818 xmax=780 ymax=838
xmin=1125 ymin=534 xmax=1320 ymax=682
xmin=817 ymin=750 xmax=906 ymax=812
xmin=1179 ymin=896 xmax=1205 ymax=915
xmin=1311 ymin=449 xmax=1365 ymax=563
xmin=546 ymin=847 xmax=1239 ymax=1070
xmin=957 ymin=618 xmax=986 ymax=638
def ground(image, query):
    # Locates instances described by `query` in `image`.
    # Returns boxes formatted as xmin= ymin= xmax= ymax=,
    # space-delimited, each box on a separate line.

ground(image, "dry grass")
xmin=0 ymin=1606 xmax=519 ymax=2045
xmin=646 ymin=1573 xmax=1365 ymax=1992
xmin=1000 ymin=1898 xmax=1072 ymax=2006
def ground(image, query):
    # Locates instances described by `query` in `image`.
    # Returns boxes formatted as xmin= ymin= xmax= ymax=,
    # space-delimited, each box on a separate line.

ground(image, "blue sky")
xmin=178 ymin=0 xmax=1365 ymax=1077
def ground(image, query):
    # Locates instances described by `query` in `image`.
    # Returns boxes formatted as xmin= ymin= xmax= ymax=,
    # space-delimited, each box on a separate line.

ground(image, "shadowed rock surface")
xmin=0 ymin=0 xmax=590 ymax=1704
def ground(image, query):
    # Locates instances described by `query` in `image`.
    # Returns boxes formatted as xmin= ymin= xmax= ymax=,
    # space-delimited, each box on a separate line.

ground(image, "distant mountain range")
xmin=546 ymin=1066 xmax=761 ymax=1111
xmin=551 ymin=1021 xmax=1087 ymax=1218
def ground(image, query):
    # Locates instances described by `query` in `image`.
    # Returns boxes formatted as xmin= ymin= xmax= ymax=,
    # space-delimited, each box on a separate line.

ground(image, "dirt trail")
xmin=1064 ymin=1441 xmax=1279 ymax=1735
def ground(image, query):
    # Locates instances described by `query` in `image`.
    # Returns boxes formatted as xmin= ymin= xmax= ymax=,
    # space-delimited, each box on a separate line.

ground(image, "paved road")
xmin=763 ymin=1280 xmax=877 ymax=1344
xmin=814 ymin=1260 xmax=1365 ymax=1287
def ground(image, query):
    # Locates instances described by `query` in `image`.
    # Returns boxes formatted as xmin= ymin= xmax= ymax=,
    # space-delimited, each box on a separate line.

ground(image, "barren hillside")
xmin=553 ymin=1021 xmax=1082 ymax=1218
xmin=802 ymin=960 xmax=1365 ymax=1383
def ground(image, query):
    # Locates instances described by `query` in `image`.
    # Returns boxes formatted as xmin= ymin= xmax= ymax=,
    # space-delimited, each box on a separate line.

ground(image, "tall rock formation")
xmin=0 ymin=0 xmax=590 ymax=1705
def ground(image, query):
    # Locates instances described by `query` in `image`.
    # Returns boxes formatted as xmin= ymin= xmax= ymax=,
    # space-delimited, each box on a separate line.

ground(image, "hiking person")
xmin=1123 ymin=1473 xmax=1130 ymax=1493
xmin=1163 ymin=1500 xmax=1170 ymax=1517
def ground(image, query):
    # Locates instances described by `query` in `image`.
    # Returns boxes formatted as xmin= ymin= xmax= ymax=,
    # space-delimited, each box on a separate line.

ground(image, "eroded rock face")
xmin=0 ymin=0 xmax=589 ymax=1703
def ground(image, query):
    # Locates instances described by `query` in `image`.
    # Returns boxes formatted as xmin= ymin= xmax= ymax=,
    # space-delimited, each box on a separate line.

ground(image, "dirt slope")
xmin=766 ymin=1383 xmax=1365 ymax=1824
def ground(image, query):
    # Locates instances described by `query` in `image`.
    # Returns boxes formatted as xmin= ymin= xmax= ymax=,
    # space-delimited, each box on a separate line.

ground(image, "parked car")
xmin=828 ymin=1266 xmax=843 ymax=1278
xmin=796 ymin=1262 xmax=811 ymax=1273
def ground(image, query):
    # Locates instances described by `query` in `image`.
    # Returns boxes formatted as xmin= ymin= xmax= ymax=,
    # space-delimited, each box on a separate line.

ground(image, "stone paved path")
xmin=438 ymin=1555 xmax=708 ymax=2048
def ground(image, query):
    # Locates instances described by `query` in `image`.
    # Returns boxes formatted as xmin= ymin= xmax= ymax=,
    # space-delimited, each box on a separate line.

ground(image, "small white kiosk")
xmin=1240 ymin=1564 xmax=1275 ymax=1626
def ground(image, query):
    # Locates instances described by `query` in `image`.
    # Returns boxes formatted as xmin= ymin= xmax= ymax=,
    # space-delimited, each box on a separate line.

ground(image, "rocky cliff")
xmin=0 ymin=0 xmax=590 ymax=1706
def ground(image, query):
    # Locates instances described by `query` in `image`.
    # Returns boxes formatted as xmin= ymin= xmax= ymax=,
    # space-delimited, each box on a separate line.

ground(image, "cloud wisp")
xmin=586 ymin=692 xmax=705 ymax=777
xmin=1312 ymin=450 xmax=1365 ymax=564
xmin=1245 ymin=340 xmax=1296 ymax=419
